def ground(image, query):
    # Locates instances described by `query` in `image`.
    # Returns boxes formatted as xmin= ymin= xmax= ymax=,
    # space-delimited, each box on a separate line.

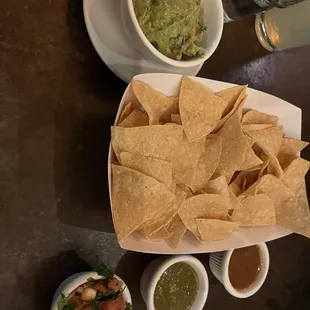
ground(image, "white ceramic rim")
xmin=221 ymin=243 xmax=270 ymax=298
xmin=145 ymin=255 xmax=209 ymax=310
xmin=50 ymin=271 xmax=132 ymax=310
xmin=126 ymin=0 xmax=224 ymax=68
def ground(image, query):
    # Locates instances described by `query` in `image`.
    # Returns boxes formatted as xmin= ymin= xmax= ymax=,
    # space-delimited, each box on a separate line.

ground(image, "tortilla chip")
xmin=131 ymin=80 xmax=176 ymax=125
xmin=282 ymin=157 xmax=310 ymax=194
xmin=243 ymin=175 xmax=295 ymax=223
xmin=166 ymin=214 xmax=187 ymax=249
xmin=245 ymin=125 xmax=283 ymax=156
xmin=242 ymin=124 xmax=274 ymax=132
xmin=145 ymin=227 xmax=172 ymax=241
xmin=170 ymin=114 xmax=182 ymax=125
xmin=278 ymin=138 xmax=309 ymax=169
xmin=111 ymin=165 xmax=175 ymax=241
xmin=111 ymin=124 xmax=184 ymax=162
xmin=138 ymin=187 xmax=186 ymax=237
xmin=242 ymin=110 xmax=279 ymax=125
xmin=179 ymin=76 xmax=227 ymax=141
xmin=204 ymin=176 xmax=240 ymax=210
xmin=118 ymin=102 xmax=132 ymax=124
xmin=239 ymin=138 xmax=263 ymax=171
xmin=178 ymin=194 xmax=229 ymax=236
xmin=196 ymin=219 xmax=239 ymax=242
xmin=189 ymin=135 xmax=223 ymax=192
xmin=213 ymin=90 xmax=247 ymax=132
xmin=119 ymin=109 xmax=149 ymax=128
xmin=119 ymin=152 xmax=175 ymax=192
xmin=229 ymin=182 xmax=242 ymax=197
xmin=216 ymin=105 xmax=248 ymax=179
xmin=277 ymin=183 xmax=310 ymax=238
xmin=112 ymin=125 xmax=206 ymax=187
xmin=177 ymin=184 xmax=193 ymax=198
xmin=160 ymin=97 xmax=179 ymax=123
xmin=266 ymin=153 xmax=283 ymax=178
xmin=216 ymin=85 xmax=247 ymax=117
xmin=231 ymin=194 xmax=276 ymax=226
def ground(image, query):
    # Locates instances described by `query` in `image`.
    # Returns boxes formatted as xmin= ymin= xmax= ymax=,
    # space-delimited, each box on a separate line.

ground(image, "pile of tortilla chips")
xmin=110 ymin=76 xmax=310 ymax=249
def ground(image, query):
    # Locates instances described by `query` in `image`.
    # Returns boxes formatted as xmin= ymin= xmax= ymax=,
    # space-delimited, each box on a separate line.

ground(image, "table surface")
xmin=1 ymin=1 xmax=310 ymax=309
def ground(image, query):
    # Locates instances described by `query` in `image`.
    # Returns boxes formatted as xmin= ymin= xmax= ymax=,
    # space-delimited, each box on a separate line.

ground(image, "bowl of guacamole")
xmin=121 ymin=0 xmax=223 ymax=67
xmin=140 ymin=255 xmax=209 ymax=310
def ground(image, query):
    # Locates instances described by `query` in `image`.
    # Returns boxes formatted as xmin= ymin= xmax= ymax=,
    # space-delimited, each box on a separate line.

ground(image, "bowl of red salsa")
xmin=51 ymin=265 xmax=132 ymax=310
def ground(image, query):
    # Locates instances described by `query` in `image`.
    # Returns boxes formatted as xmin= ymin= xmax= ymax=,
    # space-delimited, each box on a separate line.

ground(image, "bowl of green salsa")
xmin=121 ymin=0 xmax=224 ymax=68
xmin=141 ymin=255 xmax=209 ymax=310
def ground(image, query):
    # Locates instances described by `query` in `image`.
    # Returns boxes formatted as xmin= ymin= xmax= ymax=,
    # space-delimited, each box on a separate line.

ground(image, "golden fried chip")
xmin=179 ymin=76 xmax=227 ymax=141
xmin=160 ymin=97 xmax=179 ymax=123
xmin=204 ymin=176 xmax=240 ymax=210
xmin=145 ymin=227 xmax=172 ymax=241
xmin=266 ymin=153 xmax=283 ymax=178
xmin=242 ymin=110 xmax=279 ymax=125
xmin=119 ymin=152 xmax=174 ymax=192
xmin=170 ymin=114 xmax=182 ymax=125
xmin=278 ymin=138 xmax=309 ymax=169
xmin=189 ymin=136 xmax=223 ymax=192
xmin=216 ymin=85 xmax=247 ymax=117
xmin=139 ymin=187 xmax=186 ymax=237
xmin=245 ymin=125 xmax=283 ymax=156
xmin=239 ymin=138 xmax=263 ymax=171
xmin=242 ymin=124 xmax=274 ymax=132
xmin=178 ymin=194 xmax=229 ymax=236
xmin=231 ymin=194 xmax=276 ymax=226
xmin=111 ymin=124 xmax=184 ymax=162
xmin=229 ymin=182 xmax=242 ymax=197
xmin=213 ymin=90 xmax=247 ymax=132
xmin=118 ymin=102 xmax=132 ymax=124
xmin=131 ymin=80 xmax=176 ymax=125
xmin=119 ymin=109 xmax=149 ymax=128
xmin=111 ymin=165 xmax=174 ymax=241
xmin=166 ymin=214 xmax=187 ymax=249
xmin=282 ymin=157 xmax=310 ymax=194
xmin=196 ymin=219 xmax=239 ymax=242
xmin=216 ymin=105 xmax=249 ymax=179
xmin=177 ymin=184 xmax=193 ymax=198
xmin=277 ymin=183 xmax=310 ymax=238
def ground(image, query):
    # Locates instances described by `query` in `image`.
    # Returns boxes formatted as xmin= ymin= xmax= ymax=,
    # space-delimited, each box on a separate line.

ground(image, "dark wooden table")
xmin=0 ymin=1 xmax=310 ymax=309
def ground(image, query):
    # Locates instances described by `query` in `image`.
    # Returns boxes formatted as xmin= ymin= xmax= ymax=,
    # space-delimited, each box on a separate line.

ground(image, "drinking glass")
xmin=255 ymin=0 xmax=310 ymax=51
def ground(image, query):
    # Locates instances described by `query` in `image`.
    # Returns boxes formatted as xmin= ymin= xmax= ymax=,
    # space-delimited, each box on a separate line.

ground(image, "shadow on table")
xmin=115 ymin=251 xmax=157 ymax=310
xmin=33 ymin=250 xmax=91 ymax=310
xmin=55 ymin=115 xmax=115 ymax=233
xmin=201 ymin=18 xmax=269 ymax=82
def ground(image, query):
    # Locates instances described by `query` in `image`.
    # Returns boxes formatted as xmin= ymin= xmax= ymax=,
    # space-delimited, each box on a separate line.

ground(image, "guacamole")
xmin=134 ymin=0 xmax=207 ymax=60
xmin=154 ymin=262 xmax=198 ymax=310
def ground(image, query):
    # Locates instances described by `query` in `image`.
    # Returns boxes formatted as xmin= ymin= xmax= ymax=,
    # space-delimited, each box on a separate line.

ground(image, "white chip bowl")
xmin=209 ymin=243 xmax=270 ymax=298
xmin=120 ymin=0 xmax=224 ymax=68
xmin=108 ymin=73 xmax=301 ymax=254
xmin=50 ymin=271 xmax=132 ymax=310
xmin=140 ymin=255 xmax=209 ymax=310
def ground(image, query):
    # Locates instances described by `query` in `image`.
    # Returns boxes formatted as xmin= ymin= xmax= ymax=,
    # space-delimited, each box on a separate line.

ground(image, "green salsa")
xmin=154 ymin=262 xmax=198 ymax=310
xmin=133 ymin=0 xmax=207 ymax=61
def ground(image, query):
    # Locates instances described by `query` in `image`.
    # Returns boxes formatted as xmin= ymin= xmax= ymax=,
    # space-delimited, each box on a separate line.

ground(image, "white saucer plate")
xmin=83 ymin=0 xmax=203 ymax=83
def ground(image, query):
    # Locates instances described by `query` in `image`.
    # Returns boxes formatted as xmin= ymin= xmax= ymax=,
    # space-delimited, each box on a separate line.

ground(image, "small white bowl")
xmin=140 ymin=255 xmax=209 ymax=310
xmin=209 ymin=243 xmax=270 ymax=298
xmin=121 ymin=0 xmax=224 ymax=68
xmin=50 ymin=271 xmax=132 ymax=310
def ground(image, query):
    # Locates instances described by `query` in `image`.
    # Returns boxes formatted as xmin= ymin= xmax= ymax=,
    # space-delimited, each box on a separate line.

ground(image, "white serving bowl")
xmin=209 ymin=243 xmax=270 ymax=298
xmin=121 ymin=0 xmax=224 ymax=68
xmin=140 ymin=255 xmax=209 ymax=310
xmin=50 ymin=271 xmax=132 ymax=310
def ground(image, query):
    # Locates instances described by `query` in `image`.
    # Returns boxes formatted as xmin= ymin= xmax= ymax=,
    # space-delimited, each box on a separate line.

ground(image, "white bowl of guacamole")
xmin=121 ymin=0 xmax=223 ymax=68
xmin=140 ymin=255 xmax=209 ymax=310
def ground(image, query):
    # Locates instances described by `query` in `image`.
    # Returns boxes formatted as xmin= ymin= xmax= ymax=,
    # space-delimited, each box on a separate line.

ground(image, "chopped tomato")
xmin=99 ymin=296 xmax=125 ymax=310
xmin=107 ymin=278 xmax=123 ymax=291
